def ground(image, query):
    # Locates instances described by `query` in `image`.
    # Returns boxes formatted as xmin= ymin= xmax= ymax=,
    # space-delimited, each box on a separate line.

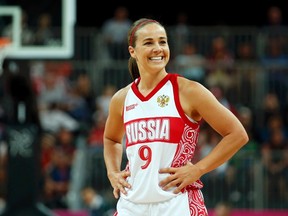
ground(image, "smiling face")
xmin=128 ymin=23 xmax=170 ymax=76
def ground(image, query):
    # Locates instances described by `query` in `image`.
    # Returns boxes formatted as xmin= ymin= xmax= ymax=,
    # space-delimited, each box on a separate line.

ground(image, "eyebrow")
xmin=142 ymin=36 xmax=167 ymax=41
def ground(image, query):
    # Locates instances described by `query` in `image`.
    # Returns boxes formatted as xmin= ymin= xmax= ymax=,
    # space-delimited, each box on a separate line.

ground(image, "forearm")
xmin=103 ymin=137 xmax=124 ymax=176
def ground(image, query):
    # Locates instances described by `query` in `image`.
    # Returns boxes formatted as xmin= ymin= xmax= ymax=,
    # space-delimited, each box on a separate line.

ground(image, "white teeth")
xmin=150 ymin=57 xmax=162 ymax=60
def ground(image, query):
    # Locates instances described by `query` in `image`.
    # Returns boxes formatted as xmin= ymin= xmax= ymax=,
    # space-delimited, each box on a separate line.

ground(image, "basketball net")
xmin=0 ymin=37 xmax=12 ymax=76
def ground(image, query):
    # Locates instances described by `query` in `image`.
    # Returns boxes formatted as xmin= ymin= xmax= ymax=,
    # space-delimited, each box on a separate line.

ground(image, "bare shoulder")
xmin=110 ymin=83 xmax=132 ymax=108
xmin=113 ymin=84 xmax=131 ymax=100
xmin=176 ymin=76 xmax=217 ymax=121
xmin=177 ymin=76 xmax=212 ymax=100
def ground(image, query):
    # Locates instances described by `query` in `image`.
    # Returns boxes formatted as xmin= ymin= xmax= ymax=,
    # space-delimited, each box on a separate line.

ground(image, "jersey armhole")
xmin=170 ymin=73 xmax=199 ymax=129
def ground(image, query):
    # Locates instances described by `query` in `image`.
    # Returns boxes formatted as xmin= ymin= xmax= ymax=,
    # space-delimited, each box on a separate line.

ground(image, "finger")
xmin=158 ymin=174 xmax=173 ymax=187
xmin=119 ymin=185 xmax=128 ymax=195
xmin=122 ymin=181 xmax=132 ymax=189
xmin=159 ymin=167 xmax=175 ymax=174
xmin=159 ymin=176 xmax=179 ymax=189
xmin=113 ymin=185 xmax=126 ymax=198
xmin=119 ymin=178 xmax=132 ymax=189
xmin=173 ymin=182 xmax=184 ymax=194
xmin=113 ymin=188 xmax=120 ymax=199
xmin=123 ymin=170 xmax=131 ymax=178
xmin=158 ymin=168 xmax=178 ymax=188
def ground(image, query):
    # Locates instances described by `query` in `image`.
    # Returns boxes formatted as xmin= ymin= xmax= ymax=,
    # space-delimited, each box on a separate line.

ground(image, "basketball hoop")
xmin=0 ymin=37 xmax=12 ymax=76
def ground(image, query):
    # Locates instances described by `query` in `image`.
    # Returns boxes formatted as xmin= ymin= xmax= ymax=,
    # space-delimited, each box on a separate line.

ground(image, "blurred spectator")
xmin=258 ymin=6 xmax=288 ymax=58
xmin=260 ymin=38 xmax=288 ymax=106
xmin=73 ymin=72 xmax=96 ymax=117
xmin=81 ymin=187 xmax=104 ymax=216
xmin=1 ymin=10 xmax=34 ymax=45
xmin=260 ymin=92 xmax=282 ymax=128
xmin=259 ymin=113 xmax=288 ymax=145
xmin=169 ymin=12 xmax=191 ymax=58
xmin=266 ymin=6 xmax=284 ymax=26
xmin=234 ymin=41 xmax=260 ymax=106
xmin=34 ymin=61 xmax=84 ymax=133
xmin=40 ymin=132 xmax=56 ymax=174
xmin=205 ymin=36 xmax=235 ymax=91
xmin=236 ymin=41 xmax=257 ymax=62
xmin=87 ymin=112 xmax=106 ymax=147
xmin=261 ymin=37 xmax=288 ymax=67
xmin=263 ymin=92 xmax=281 ymax=117
xmin=34 ymin=13 xmax=58 ymax=46
xmin=39 ymin=102 xmax=79 ymax=134
xmin=55 ymin=127 xmax=77 ymax=164
xmin=61 ymin=84 xmax=92 ymax=126
xmin=101 ymin=6 xmax=132 ymax=60
xmin=173 ymin=42 xmax=206 ymax=83
xmin=89 ymin=84 xmax=116 ymax=147
xmin=42 ymin=148 xmax=71 ymax=209
xmin=36 ymin=67 xmax=71 ymax=109
xmin=261 ymin=127 xmax=288 ymax=208
xmin=95 ymin=84 xmax=117 ymax=120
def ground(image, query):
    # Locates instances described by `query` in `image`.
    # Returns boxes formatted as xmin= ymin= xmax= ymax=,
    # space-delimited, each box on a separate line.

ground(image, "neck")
xmin=137 ymin=71 xmax=167 ymax=94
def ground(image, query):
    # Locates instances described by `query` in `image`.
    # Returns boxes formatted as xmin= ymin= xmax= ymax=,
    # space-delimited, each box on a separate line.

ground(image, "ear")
xmin=128 ymin=46 xmax=136 ymax=58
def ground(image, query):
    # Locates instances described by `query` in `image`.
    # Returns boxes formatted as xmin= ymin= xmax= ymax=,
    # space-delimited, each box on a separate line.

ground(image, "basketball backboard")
xmin=0 ymin=0 xmax=76 ymax=59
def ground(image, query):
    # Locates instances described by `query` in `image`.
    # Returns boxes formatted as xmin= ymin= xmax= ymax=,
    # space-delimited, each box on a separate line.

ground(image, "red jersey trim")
xmin=131 ymin=73 xmax=171 ymax=101
xmin=170 ymin=73 xmax=200 ymax=130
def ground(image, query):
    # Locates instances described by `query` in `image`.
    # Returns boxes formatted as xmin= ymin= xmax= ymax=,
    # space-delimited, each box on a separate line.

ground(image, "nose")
xmin=153 ymin=43 xmax=162 ymax=52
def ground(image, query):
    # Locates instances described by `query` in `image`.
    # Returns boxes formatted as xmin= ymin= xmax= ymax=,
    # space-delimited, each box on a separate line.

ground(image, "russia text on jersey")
xmin=125 ymin=117 xmax=185 ymax=146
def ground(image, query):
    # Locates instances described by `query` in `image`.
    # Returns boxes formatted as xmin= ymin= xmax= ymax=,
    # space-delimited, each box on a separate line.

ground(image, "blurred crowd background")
xmin=0 ymin=2 xmax=288 ymax=216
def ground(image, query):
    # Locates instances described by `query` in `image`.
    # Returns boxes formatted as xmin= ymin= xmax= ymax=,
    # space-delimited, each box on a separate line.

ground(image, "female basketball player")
xmin=103 ymin=18 xmax=249 ymax=216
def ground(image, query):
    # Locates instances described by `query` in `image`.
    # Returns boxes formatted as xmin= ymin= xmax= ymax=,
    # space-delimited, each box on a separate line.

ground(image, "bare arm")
xmin=189 ymin=81 xmax=249 ymax=175
xmin=103 ymin=86 xmax=131 ymax=198
xmin=159 ymin=78 xmax=249 ymax=193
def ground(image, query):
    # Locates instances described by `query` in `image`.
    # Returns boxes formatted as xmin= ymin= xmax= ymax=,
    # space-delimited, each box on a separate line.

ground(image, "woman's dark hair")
xmin=127 ymin=18 xmax=164 ymax=80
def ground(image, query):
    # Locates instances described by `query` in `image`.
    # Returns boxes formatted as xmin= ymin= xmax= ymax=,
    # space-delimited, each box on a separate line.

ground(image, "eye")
xmin=144 ymin=41 xmax=153 ymax=45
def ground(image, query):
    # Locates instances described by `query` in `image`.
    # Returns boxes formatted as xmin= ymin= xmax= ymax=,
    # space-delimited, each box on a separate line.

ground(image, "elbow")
xmin=239 ymin=129 xmax=249 ymax=147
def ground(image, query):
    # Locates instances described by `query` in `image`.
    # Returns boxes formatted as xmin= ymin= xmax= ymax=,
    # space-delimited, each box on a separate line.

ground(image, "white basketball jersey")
xmin=122 ymin=73 xmax=203 ymax=204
